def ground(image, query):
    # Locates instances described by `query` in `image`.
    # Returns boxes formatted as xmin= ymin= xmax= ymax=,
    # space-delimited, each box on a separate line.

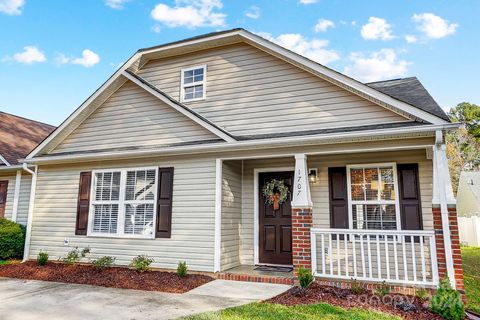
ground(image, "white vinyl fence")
xmin=458 ymin=215 xmax=480 ymax=246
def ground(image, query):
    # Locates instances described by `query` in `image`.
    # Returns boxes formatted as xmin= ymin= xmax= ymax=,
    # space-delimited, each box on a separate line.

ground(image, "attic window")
xmin=181 ymin=65 xmax=206 ymax=102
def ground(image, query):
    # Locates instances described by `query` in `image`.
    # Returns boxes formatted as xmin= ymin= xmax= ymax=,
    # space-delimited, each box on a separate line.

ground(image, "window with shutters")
xmin=346 ymin=163 xmax=401 ymax=231
xmin=88 ymin=167 xmax=158 ymax=238
xmin=180 ymin=65 xmax=206 ymax=102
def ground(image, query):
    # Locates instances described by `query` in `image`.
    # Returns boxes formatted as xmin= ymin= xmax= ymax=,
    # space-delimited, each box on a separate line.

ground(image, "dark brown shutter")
xmin=156 ymin=167 xmax=174 ymax=238
xmin=75 ymin=172 xmax=92 ymax=235
xmin=0 ymin=180 xmax=8 ymax=218
xmin=397 ymin=163 xmax=423 ymax=231
xmin=329 ymin=168 xmax=348 ymax=239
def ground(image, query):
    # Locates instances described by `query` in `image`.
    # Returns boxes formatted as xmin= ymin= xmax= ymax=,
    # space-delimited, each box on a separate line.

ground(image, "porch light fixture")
xmin=308 ymin=168 xmax=318 ymax=183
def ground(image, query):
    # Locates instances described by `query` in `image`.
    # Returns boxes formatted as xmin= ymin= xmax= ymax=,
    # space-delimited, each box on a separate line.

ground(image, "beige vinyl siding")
xmin=29 ymin=156 xmax=216 ymax=272
xmin=238 ymin=149 xmax=433 ymax=265
xmin=51 ymin=81 xmax=219 ymax=154
xmin=137 ymin=43 xmax=410 ymax=136
xmin=1 ymin=172 xmax=31 ymax=226
xmin=220 ymin=160 xmax=242 ymax=271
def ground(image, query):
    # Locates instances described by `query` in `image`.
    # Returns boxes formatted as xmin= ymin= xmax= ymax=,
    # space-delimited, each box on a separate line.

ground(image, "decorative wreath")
xmin=262 ymin=179 xmax=289 ymax=210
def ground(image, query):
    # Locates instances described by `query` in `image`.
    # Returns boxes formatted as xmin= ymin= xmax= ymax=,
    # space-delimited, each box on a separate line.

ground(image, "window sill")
xmin=181 ymin=97 xmax=205 ymax=103
xmin=86 ymin=233 xmax=156 ymax=240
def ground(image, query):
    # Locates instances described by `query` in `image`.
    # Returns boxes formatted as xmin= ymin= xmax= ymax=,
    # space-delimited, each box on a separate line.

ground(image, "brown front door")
xmin=259 ymin=171 xmax=293 ymax=265
xmin=0 ymin=180 xmax=8 ymax=218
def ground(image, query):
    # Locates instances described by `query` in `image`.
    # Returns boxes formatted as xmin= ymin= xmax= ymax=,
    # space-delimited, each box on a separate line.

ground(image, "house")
xmin=457 ymin=171 xmax=480 ymax=246
xmin=21 ymin=29 xmax=464 ymax=292
xmin=0 ymin=111 xmax=55 ymax=225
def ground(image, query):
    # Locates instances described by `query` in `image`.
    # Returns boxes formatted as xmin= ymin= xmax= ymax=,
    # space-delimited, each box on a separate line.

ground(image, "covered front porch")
xmin=214 ymin=136 xmax=461 ymax=290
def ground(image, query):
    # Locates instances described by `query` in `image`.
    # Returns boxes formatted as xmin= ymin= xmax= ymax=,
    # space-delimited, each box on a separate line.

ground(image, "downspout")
xmin=434 ymin=130 xmax=456 ymax=288
xmin=22 ymin=163 xmax=38 ymax=262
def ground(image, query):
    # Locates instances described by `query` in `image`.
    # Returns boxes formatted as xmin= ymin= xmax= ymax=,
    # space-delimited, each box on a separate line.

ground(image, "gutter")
xmin=22 ymin=163 xmax=38 ymax=262
xmin=24 ymin=123 xmax=460 ymax=165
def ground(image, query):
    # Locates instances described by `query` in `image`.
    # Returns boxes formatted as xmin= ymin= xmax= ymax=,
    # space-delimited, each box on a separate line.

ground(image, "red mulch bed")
xmin=0 ymin=261 xmax=213 ymax=293
xmin=267 ymin=282 xmax=443 ymax=320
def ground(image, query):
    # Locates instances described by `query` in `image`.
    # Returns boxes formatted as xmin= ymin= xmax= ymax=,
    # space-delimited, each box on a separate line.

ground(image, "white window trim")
xmin=87 ymin=166 xmax=158 ymax=239
xmin=346 ymin=162 xmax=401 ymax=231
xmin=180 ymin=65 xmax=207 ymax=102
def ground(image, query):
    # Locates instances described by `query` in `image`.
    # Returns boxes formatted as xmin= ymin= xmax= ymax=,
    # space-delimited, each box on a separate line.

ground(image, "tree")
xmin=448 ymin=102 xmax=480 ymax=139
xmin=446 ymin=102 xmax=480 ymax=194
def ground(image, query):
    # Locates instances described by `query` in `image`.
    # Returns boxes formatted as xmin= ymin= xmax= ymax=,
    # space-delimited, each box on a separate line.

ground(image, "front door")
xmin=259 ymin=171 xmax=293 ymax=265
xmin=0 ymin=180 xmax=8 ymax=218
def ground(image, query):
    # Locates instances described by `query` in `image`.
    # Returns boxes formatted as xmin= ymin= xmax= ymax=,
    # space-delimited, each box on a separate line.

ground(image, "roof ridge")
xmin=0 ymin=110 xmax=56 ymax=128
xmin=365 ymin=77 xmax=418 ymax=84
xmin=138 ymin=28 xmax=245 ymax=53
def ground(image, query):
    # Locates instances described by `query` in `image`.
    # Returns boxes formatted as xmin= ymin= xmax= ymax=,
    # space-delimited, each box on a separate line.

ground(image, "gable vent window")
xmin=181 ymin=65 xmax=206 ymax=102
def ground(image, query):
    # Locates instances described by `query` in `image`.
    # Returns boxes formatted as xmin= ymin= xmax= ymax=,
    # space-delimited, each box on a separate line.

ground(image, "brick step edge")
xmin=216 ymin=272 xmax=294 ymax=285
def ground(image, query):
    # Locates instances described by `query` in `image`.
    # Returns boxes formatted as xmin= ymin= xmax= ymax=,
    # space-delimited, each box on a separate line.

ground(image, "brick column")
xmin=292 ymin=208 xmax=313 ymax=276
xmin=432 ymin=205 xmax=465 ymax=292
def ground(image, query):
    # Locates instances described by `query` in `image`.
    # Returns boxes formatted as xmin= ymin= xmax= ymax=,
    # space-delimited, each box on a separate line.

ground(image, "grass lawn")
xmin=462 ymin=246 xmax=480 ymax=313
xmin=183 ymin=302 xmax=400 ymax=320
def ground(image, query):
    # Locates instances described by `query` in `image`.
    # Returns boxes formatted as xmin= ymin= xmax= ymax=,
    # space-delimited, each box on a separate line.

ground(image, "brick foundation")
xmin=432 ymin=205 xmax=465 ymax=292
xmin=292 ymin=208 xmax=313 ymax=277
xmin=216 ymin=272 xmax=294 ymax=285
xmin=315 ymin=278 xmax=437 ymax=296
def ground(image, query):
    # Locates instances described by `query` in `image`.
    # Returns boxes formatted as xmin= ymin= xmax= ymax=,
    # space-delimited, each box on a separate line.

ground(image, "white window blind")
xmin=347 ymin=164 xmax=400 ymax=231
xmin=89 ymin=168 xmax=158 ymax=238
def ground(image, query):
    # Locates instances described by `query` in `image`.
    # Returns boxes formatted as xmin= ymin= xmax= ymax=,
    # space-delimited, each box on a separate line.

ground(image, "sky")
xmin=0 ymin=0 xmax=478 ymax=126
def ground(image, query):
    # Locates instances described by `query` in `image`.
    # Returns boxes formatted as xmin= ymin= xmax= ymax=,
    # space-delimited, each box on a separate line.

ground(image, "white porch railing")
xmin=311 ymin=228 xmax=439 ymax=286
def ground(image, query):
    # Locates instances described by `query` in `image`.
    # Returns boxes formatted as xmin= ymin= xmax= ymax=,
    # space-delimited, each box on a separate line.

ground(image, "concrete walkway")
xmin=0 ymin=277 xmax=290 ymax=320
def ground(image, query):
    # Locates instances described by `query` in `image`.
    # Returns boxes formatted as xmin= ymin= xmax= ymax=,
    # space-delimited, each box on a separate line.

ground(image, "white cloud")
xmin=405 ymin=35 xmax=417 ymax=43
xmin=56 ymin=49 xmax=100 ymax=68
xmin=361 ymin=17 xmax=394 ymax=40
xmin=344 ymin=49 xmax=409 ymax=82
xmin=105 ymin=0 xmax=129 ymax=9
xmin=258 ymin=32 xmax=340 ymax=65
xmin=299 ymin=0 xmax=317 ymax=4
xmin=151 ymin=0 xmax=226 ymax=29
xmin=12 ymin=46 xmax=46 ymax=64
xmin=0 ymin=0 xmax=24 ymax=15
xmin=245 ymin=5 xmax=260 ymax=19
xmin=314 ymin=19 xmax=334 ymax=32
xmin=412 ymin=13 xmax=458 ymax=39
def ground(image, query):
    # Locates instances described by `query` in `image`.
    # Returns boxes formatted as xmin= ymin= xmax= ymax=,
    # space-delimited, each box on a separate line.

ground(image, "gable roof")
xmin=460 ymin=171 xmax=480 ymax=204
xmin=366 ymin=77 xmax=449 ymax=121
xmin=26 ymin=28 xmax=449 ymax=160
xmin=0 ymin=111 xmax=55 ymax=165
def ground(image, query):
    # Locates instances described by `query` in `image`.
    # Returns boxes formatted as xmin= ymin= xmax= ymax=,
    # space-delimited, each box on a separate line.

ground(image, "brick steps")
xmin=216 ymin=272 xmax=294 ymax=285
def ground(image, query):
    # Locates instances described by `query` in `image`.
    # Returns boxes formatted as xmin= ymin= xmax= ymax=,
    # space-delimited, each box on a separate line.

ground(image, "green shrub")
xmin=350 ymin=278 xmax=365 ymax=295
xmin=177 ymin=261 xmax=188 ymax=277
xmin=431 ymin=277 xmax=465 ymax=320
xmin=130 ymin=255 xmax=153 ymax=272
xmin=415 ymin=288 xmax=431 ymax=302
xmin=92 ymin=256 xmax=115 ymax=270
xmin=62 ymin=247 xmax=90 ymax=265
xmin=37 ymin=251 xmax=49 ymax=266
xmin=0 ymin=218 xmax=26 ymax=260
xmin=297 ymin=266 xmax=314 ymax=289
xmin=375 ymin=281 xmax=391 ymax=297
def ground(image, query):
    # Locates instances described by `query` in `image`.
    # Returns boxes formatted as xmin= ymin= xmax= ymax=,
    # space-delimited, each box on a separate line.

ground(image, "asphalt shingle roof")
xmin=460 ymin=171 xmax=480 ymax=203
xmin=366 ymin=77 xmax=450 ymax=122
xmin=0 ymin=111 xmax=55 ymax=165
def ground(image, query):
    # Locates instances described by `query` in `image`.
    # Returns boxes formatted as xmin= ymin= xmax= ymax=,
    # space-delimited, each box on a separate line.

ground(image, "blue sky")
xmin=0 ymin=0 xmax=478 ymax=126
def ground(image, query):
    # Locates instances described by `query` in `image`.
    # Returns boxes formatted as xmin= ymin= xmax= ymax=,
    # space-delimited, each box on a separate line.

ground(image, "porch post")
xmin=433 ymin=131 xmax=464 ymax=291
xmin=291 ymin=154 xmax=314 ymax=277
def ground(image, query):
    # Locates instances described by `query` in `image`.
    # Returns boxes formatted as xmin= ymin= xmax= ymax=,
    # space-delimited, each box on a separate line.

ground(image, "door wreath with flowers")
xmin=262 ymin=178 xmax=289 ymax=210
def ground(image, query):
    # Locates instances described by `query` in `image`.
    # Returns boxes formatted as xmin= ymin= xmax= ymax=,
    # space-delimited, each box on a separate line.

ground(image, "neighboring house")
xmin=457 ymin=171 xmax=480 ymax=246
xmin=21 ymin=29 xmax=464 ymax=291
xmin=0 ymin=111 xmax=55 ymax=224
